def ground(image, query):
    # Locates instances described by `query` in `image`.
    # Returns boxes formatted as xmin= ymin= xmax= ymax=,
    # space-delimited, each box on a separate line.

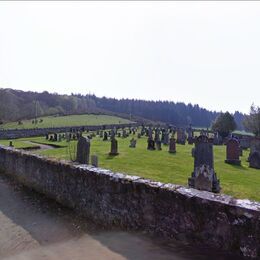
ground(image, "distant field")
xmin=1 ymin=132 xmax=259 ymax=202
xmin=0 ymin=114 xmax=134 ymax=129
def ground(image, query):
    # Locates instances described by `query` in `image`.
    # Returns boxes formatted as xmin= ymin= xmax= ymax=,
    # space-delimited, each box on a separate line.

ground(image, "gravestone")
xmin=148 ymin=128 xmax=153 ymax=139
xmin=188 ymin=135 xmax=220 ymax=193
xmin=162 ymin=131 xmax=169 ymax=145
xmin=187 ymin=125 xmax=194 ymax=145
xmin=111 ymin=129 xmax=115 ymax=139
xmin=103 ymin=131 xmax=108 ymax=141
xmin=248 ymin=138 xmax=260 ymax=169
xmin=53 ymin=133 xmax=58 ymax=142
xmin=213 ymin=132 xmax=222 ymax=145
xmin=122 ymin=129 xmax=127 ymax=138
xmin=65 ymin=133 xmax=70 ymax=142
xmin=147 ymin=137 xmax=155 ymax=150
xmin=91 ymin=155 xmax=99 ymax=167
xmin=76 ymin=136 xmax=90 ymax=164
xmin=240 ymin=137 xmax=251 ymax=150
xmin=156 ymin=140 xmax=162 ymax=150
xmin=176 ymin=128 xmax=186 ymax=145
xmin=109 ymin=138 xmax=119 ymax=156
xmin=225 ymin=138 xmax=241 ymax=165
xmin=154 ymin=129 xmax=160 ymax=143
xmin=129 ymin=138 xmax=137 ymax=148
xmin=9 ymin=141 xmax=13 ymax=147
xmin=168 ymin=137 xmax=176 ymax=153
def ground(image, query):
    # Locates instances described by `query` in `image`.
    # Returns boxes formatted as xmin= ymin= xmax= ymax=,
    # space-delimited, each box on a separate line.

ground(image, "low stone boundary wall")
xmin=0 ymin=123 xmax=138 ymax=139
xmin=0 ymin=145 xmax=259 ymax=258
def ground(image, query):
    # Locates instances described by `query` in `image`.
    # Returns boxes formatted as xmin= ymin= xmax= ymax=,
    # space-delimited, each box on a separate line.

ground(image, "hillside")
xmin=0 ymin=88 xmax=245 ymax=129
xmin=0 ymin=114 xmax=134 ymax=130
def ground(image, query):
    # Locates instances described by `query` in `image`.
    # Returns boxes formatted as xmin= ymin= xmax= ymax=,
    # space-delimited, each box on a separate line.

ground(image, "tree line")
xmin=0 ymin=88 xmax=246 ymax=129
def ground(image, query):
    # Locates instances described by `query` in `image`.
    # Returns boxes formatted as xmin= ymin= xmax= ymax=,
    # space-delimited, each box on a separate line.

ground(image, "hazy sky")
xmin=0 ymin=1 xmax=259 ymax=114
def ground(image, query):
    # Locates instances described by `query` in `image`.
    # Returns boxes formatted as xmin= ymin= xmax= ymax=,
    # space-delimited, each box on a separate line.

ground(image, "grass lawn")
xmin=0 ymin=139 xmax=39 ymax=149
xmin=0 ymin=114 xmax=134 ymax=130
xmin=3 ymin=133 xmax=258 ymax=202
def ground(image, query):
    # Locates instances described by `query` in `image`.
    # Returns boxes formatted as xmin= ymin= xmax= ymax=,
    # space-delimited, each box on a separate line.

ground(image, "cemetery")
xmin=0 ymin=110 xmax=260 ymax=259
xmin=1 ymin=126 xmax=259 ymax=202
xmin=0 ymin=130 xmax=260 ymax=258
xmin=1 ymin=2 xmax=260 ymax=258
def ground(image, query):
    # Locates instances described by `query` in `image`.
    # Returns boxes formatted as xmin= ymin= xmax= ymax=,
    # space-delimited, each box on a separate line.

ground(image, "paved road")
xmin=0 ymin=174 xmax=244 ymax=260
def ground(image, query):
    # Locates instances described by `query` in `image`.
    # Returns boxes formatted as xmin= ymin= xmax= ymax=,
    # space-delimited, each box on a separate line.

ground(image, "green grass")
xmin=1 ymin=133 xmax=259 ymax=202
xmin=0 ymin=114 xmax=134 ymax=130
xmin=0 ymin=139 xmax=39 ymax=149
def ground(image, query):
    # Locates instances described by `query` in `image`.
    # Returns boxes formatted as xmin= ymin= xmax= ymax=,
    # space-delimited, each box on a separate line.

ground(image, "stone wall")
xmin=0 ymin=123 xmax=137 ymax=139
xmin=0 ymin=145 xmax=259 ymax=258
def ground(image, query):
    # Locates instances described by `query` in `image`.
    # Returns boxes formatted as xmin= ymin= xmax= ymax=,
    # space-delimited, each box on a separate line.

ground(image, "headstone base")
xmin=109 ymin=152 xmax=119 ymax=156
xmin=225 ymin=159 xmax=241 ymax=165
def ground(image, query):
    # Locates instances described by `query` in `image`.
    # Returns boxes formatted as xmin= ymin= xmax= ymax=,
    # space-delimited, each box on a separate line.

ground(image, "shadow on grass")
xmin=106 ymin=154 xmax=119 ymax=160
xmin=226 ymin=163 xmax=249 ymax=170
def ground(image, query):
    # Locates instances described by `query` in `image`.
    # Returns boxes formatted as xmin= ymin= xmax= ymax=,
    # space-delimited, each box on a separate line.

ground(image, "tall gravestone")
xmin=213 ymin=132 xmax=222 ymax=145
xmin=76 ymin=136 xmax=90 ymax=164
xmin=109 ymin=138 xmax=119 ymax=156
xmin=103 ymin=131 xmax=108 ymax=141
xmin=225 ymin=138 xmax=241 ymax=165
xmin=187 ymin=125 xmax=194 ymax=145
xmin=248 ymin=138 xmax=260 ymax=169
xmin=188 ymin=135 xmax=220 ymax=193
xmin=177 ymin=128 xmax=186 ymax=145
xmin=154 ymin=129 xmax=160 ymax=143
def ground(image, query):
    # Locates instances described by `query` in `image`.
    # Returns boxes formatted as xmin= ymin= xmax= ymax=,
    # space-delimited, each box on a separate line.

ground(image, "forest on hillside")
xmin=0 ymin=88 xmax=245 ymax=129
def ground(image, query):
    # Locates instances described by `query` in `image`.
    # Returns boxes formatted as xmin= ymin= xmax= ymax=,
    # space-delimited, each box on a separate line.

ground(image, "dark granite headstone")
xmin=109 ymin=138 xmax=119 ymax=156
xmin=147 ymin=137 xmax=155 ymax=150
xmin=53 ymin=133 xmax=58 ymax=142
xmin=187 ymin=126 xmax=194 ymax=145
xmin=103 ymin=131 xmax=108 ymax=141
xmin=248 ymin=138 xmax=260 ymax=169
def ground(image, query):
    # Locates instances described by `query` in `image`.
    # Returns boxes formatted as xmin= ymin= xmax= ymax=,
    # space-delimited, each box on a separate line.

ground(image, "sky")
xmin=0 ymin=1 xmax=259 ymax=114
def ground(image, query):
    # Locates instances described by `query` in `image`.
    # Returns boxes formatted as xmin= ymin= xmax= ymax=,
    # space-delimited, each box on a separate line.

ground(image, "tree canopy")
xmin=0 ymin=88 xmax=245 ymax=129
xmin=243 ymin=105 xmax=260 ymax=137
xmin=211 ymin=112 xmax=237 ymax=138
